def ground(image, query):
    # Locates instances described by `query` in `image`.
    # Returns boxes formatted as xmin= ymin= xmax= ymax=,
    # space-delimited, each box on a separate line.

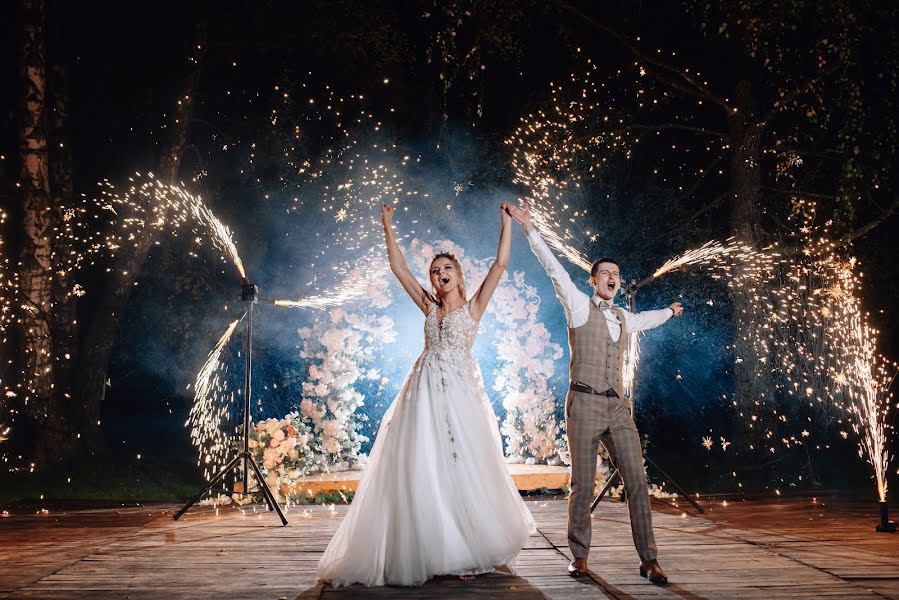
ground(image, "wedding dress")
xmin=318 ymin=302 xmax=536 ymax=587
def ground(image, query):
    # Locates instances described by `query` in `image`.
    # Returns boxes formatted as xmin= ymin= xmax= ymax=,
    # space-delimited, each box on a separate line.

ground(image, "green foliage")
xmin=311 ymin=489 xmax=355 ymax=504
xmin=531 ymin=486 xmax=564 ymax=496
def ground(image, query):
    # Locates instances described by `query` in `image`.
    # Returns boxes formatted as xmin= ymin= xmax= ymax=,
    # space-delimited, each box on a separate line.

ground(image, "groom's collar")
xmin=592 ymin=296 xmax=618 ymax=310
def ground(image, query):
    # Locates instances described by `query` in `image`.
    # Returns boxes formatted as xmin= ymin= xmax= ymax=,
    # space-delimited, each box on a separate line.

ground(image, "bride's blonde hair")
xmin=427 ymin=252 xmax=467 ymax=306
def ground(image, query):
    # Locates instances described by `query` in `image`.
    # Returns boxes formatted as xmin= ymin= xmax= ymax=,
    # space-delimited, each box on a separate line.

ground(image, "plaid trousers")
xmin=566 ymin=389 xmax=657 ymax=562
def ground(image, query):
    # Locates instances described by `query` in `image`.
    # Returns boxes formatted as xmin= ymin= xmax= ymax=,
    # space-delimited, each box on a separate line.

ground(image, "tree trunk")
xmin=76 ymin=25 xmax=206 ymax=447
xmin=19 ymin=0 xmax=70 ymax=461
xmin=46 ymin=0 xmax=81 ymax=453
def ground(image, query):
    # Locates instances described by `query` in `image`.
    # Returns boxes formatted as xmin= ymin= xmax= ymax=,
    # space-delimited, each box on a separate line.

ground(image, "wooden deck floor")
xmin=1 ymin=495 xmax=897 ymax=599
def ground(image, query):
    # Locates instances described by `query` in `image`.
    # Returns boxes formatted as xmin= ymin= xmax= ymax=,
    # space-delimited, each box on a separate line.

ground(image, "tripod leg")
xmin=590 ymin=468 xmax=620 ymax=512
xmin=644 ymin=455 xmax=704 ymax=514
xmin=239 ymin=452 xmax=275 ymax=512
xmin=174 ymin=453 xmax=243 ymax=521
xmin=247 ymin=455 xmax=288 ymax=526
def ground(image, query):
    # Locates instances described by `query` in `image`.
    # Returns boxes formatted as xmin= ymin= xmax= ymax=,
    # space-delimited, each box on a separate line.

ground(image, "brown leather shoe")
xmin=567 ymin=558 xmax=587 ymax=578
xmin=639 ymin=560 xmax=668 ymax=585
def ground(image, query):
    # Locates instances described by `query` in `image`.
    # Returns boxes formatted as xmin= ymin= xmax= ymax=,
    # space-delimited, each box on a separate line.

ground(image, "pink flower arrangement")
xmin=248 ymin=412 xmax=316 ymax=501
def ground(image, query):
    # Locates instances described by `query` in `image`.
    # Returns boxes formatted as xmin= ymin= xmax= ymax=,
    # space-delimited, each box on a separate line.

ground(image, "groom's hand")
xmin=507 ymin=203 xmax=533 ymax=234
xmin=669 ymin=301 xmax=684 ymax=317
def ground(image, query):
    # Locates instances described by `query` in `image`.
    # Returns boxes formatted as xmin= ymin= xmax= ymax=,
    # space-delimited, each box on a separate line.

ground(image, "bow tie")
xmin=598 ymin=301 xmax=617 ymax=311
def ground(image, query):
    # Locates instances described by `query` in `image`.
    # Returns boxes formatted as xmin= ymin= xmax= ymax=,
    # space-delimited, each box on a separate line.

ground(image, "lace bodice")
xmin=424 ymin=302 xmax=479 ymax=356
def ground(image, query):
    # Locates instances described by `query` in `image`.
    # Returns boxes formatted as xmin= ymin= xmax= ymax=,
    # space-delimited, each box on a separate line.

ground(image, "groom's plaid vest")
xmin=568 ymin=302 xmax=628 ymax=399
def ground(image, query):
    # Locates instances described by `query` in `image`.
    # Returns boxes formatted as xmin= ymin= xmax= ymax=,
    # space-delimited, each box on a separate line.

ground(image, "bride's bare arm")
xmin=469 ymin=203 xmax=512 ymax=320
xmin=382 ymin=204 xmax=431 ymax=314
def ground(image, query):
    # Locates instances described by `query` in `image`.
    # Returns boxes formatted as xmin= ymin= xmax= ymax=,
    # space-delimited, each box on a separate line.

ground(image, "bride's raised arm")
xmin=381 ymin=204 xmax=431 ymax=315
xmin=469 ymin=203 xmax=512 ymax=321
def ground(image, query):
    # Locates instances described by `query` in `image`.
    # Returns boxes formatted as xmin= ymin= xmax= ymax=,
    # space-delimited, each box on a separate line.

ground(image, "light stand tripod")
xmin=174 ymin=280 xmax=288 ymax=525
xmin=590 ymin=277 xmax=704 ymax=514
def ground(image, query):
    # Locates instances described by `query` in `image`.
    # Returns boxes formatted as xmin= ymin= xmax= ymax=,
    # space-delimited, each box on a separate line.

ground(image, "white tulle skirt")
xmin=317 ymin=350 xmax=536 ymax=587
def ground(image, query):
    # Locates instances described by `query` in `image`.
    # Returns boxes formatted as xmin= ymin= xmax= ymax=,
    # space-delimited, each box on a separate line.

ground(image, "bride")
xmin=317 ymin=203 xmax=536 ymax=587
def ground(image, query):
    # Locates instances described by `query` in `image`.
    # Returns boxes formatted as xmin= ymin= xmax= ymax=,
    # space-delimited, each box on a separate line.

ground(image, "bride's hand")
xmin=381 ymin=204 xmax=395 ymax=225
xmin=507 ymin=203 xmax=532 ymax=232
xmin=500 ymin=202 xmax=512 ymax=226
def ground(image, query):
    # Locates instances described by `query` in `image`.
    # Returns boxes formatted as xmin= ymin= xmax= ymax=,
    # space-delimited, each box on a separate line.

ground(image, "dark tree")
xmin=75 ymin=24 xmax=207 ymax=456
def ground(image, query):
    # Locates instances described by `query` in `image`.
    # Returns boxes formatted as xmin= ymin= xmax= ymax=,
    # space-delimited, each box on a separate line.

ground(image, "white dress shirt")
xmin=526 ymin=229 xmax=672 ymax=341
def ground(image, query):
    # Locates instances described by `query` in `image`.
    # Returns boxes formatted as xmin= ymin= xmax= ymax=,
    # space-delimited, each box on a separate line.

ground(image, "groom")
xmin=509 ymin=204 xmax=682 ymax=585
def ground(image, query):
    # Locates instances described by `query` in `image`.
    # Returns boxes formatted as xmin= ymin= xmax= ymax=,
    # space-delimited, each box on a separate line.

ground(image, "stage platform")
xmin=2 ymin=494 xmax=898 ymax=599
xmin=289 ymin=463 xmax=570 ymax=495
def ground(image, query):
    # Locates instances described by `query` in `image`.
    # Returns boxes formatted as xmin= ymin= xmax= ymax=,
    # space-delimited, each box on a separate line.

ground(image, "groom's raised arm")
xmin=624 ymin=301 xmax=684 ymax=333
xmin=508 ymin=205 xmax=589 ymax=326
xmin=624 ymin=308 xmax=674 ymax=333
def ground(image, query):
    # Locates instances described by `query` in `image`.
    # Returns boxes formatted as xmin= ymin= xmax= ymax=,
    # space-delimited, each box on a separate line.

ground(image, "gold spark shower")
xmin=505 ymin=53 xmax=721 ymax=275
xmin=0 ymin=173 xmax=250 ymax=469
xmin=651 ymin=239 xmax=780 ymax=280
xmin=273 ymin=259 xmax=388 ymax=310
xmin=250 ymin=83 xmax=423 ymax=306
xmin=506 ymin=58 xmax=636 ymax=272
xmin=187 ymin=318 xmax=242 ymax=478
xmin=846 ymin=314 xmax=896 ymax=502
xmin=0 ymin=209 xmax=13 ymax=336
xmin=678 ymin=201 xmax=895 ymax=498
xmin=60 ymin=174 xmax=246 ymax=281
xmin=0 ymin=209 xmax=16 ymax=442
xmin=614 ymin=196 xmax=895 ymax=500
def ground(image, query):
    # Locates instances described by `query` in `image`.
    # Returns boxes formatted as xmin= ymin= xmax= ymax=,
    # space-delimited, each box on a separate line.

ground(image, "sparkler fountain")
xmin=766 ymin=205 xmax=897 ymax=532
xmin=174 ymin=280 xmax=288 ymax=525
xmin=846 ymin=310 xmax=897 ymax=533
xmin=590 ymin=223 xmax=896 ymax=529
xmin=40 ymin=174 xmax=295 ymax=523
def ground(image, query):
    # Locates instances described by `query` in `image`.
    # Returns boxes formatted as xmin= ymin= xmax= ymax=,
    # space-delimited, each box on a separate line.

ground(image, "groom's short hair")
xmin=590 ymin=257 xmax=619 ymax=277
